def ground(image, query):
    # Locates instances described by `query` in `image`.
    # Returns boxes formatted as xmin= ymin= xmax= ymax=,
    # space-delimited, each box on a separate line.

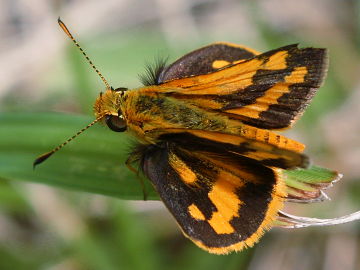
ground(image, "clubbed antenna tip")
xmin=33 ymin=117 xmax=102 ymax=169
xmin=33 ymin=151 xmax=54 ymax=169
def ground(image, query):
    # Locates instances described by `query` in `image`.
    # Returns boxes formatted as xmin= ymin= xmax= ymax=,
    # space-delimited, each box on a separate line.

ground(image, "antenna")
xmin=58 ymin=17 xmax=111 ymax=89
xmin=33 ymin=117 xmax=102 ymax=168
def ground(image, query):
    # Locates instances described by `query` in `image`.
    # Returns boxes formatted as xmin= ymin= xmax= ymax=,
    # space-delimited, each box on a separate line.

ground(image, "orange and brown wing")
xmin=137 ymin=136 xmax=286 ymax=254
xmin=159 ymin=44 xmax=328 ymax=129
xmin=157 ymin=129 xmax=308 ymax=169
xmin=158 ymin=42 xmax=259 ymax=82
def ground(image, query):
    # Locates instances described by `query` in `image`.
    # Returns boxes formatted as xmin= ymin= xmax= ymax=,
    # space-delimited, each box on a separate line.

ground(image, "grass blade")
xmin=0 ymin=112 xmax=158 ymax=200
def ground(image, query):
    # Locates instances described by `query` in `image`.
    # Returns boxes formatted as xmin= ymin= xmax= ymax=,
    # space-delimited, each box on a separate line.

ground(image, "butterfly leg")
xmin=125 ymin=154 xmax=148 ymax=201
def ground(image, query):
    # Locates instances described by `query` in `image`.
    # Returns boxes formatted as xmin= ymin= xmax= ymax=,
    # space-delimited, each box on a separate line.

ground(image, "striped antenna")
xmin=58 ymin=17 xmax=111 ymax=89
xmin=33 ymin=117 xmax=102 ymax=168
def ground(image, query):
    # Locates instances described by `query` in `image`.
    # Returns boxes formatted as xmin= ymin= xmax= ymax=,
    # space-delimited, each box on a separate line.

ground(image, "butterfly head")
xmin=94 ymin=87 xmax=128 ymax=132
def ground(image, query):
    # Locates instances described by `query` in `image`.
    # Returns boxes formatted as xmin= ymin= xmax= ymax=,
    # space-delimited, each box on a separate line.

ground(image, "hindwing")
xmin=157 ymin=130 xmax=308 ymax=169
xmin=136 ymin=139 xmax=286 ymax=254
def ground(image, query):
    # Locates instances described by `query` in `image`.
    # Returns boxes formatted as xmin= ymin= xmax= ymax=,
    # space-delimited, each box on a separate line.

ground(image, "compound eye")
xmin=114 ymin=87 xmax=128 ymax=92
xmin=105 ymin=115 xmax=126 ymax=132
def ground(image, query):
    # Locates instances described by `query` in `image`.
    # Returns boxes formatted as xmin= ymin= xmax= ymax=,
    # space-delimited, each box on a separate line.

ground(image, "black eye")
xmin=105 ymin=115 xmax=126 ymax=132
xmin=114 ymin=87 xmax=128 ymax=92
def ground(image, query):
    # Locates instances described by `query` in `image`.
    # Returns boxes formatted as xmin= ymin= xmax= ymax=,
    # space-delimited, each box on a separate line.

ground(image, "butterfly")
xmin=35 ymin=18 xmax=359 ymax=255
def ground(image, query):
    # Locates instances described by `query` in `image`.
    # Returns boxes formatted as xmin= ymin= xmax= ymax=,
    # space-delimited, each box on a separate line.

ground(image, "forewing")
xmin=160 ymin=44 xmax=328 ymax=129
xmin=140 ymin=141 xmax=286 ymax=254
xmin=158 ymin=42 xmax=259 ymax=83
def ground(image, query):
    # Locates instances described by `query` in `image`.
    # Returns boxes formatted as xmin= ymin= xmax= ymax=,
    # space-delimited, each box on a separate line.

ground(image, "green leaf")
xmin=0 ymin=112 xmax=158 ymax=200
xmin=283 ymin=165 xmax=341 ymax=201
xmin=284 ymin=166 xmax=340 ymax=187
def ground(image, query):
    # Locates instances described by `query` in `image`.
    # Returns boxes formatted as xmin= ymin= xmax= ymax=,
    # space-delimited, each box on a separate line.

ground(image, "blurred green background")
xmin=1 ymin=0 xmax=360 ymax=269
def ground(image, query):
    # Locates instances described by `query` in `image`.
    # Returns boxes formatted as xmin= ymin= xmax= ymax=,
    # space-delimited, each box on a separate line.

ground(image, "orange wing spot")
xmin=285 ymin=66 xmax=307 ymax=83
xmin=263 ymin=50 xmax=288 ymax=70
xmin=207 ymin=170 xmax=243 ymax=234
xmin=225 ymin=84 xmax=289 ymax=118
xmin=169 ymin=152 xmax=197 ymax=184
xmin=212 ymin=60 xmax=231 ymax=69
xmin=188 ymin=204 xmax=206 ymax=221
xmin=252 ymin=84 xmax=288 ymax=111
